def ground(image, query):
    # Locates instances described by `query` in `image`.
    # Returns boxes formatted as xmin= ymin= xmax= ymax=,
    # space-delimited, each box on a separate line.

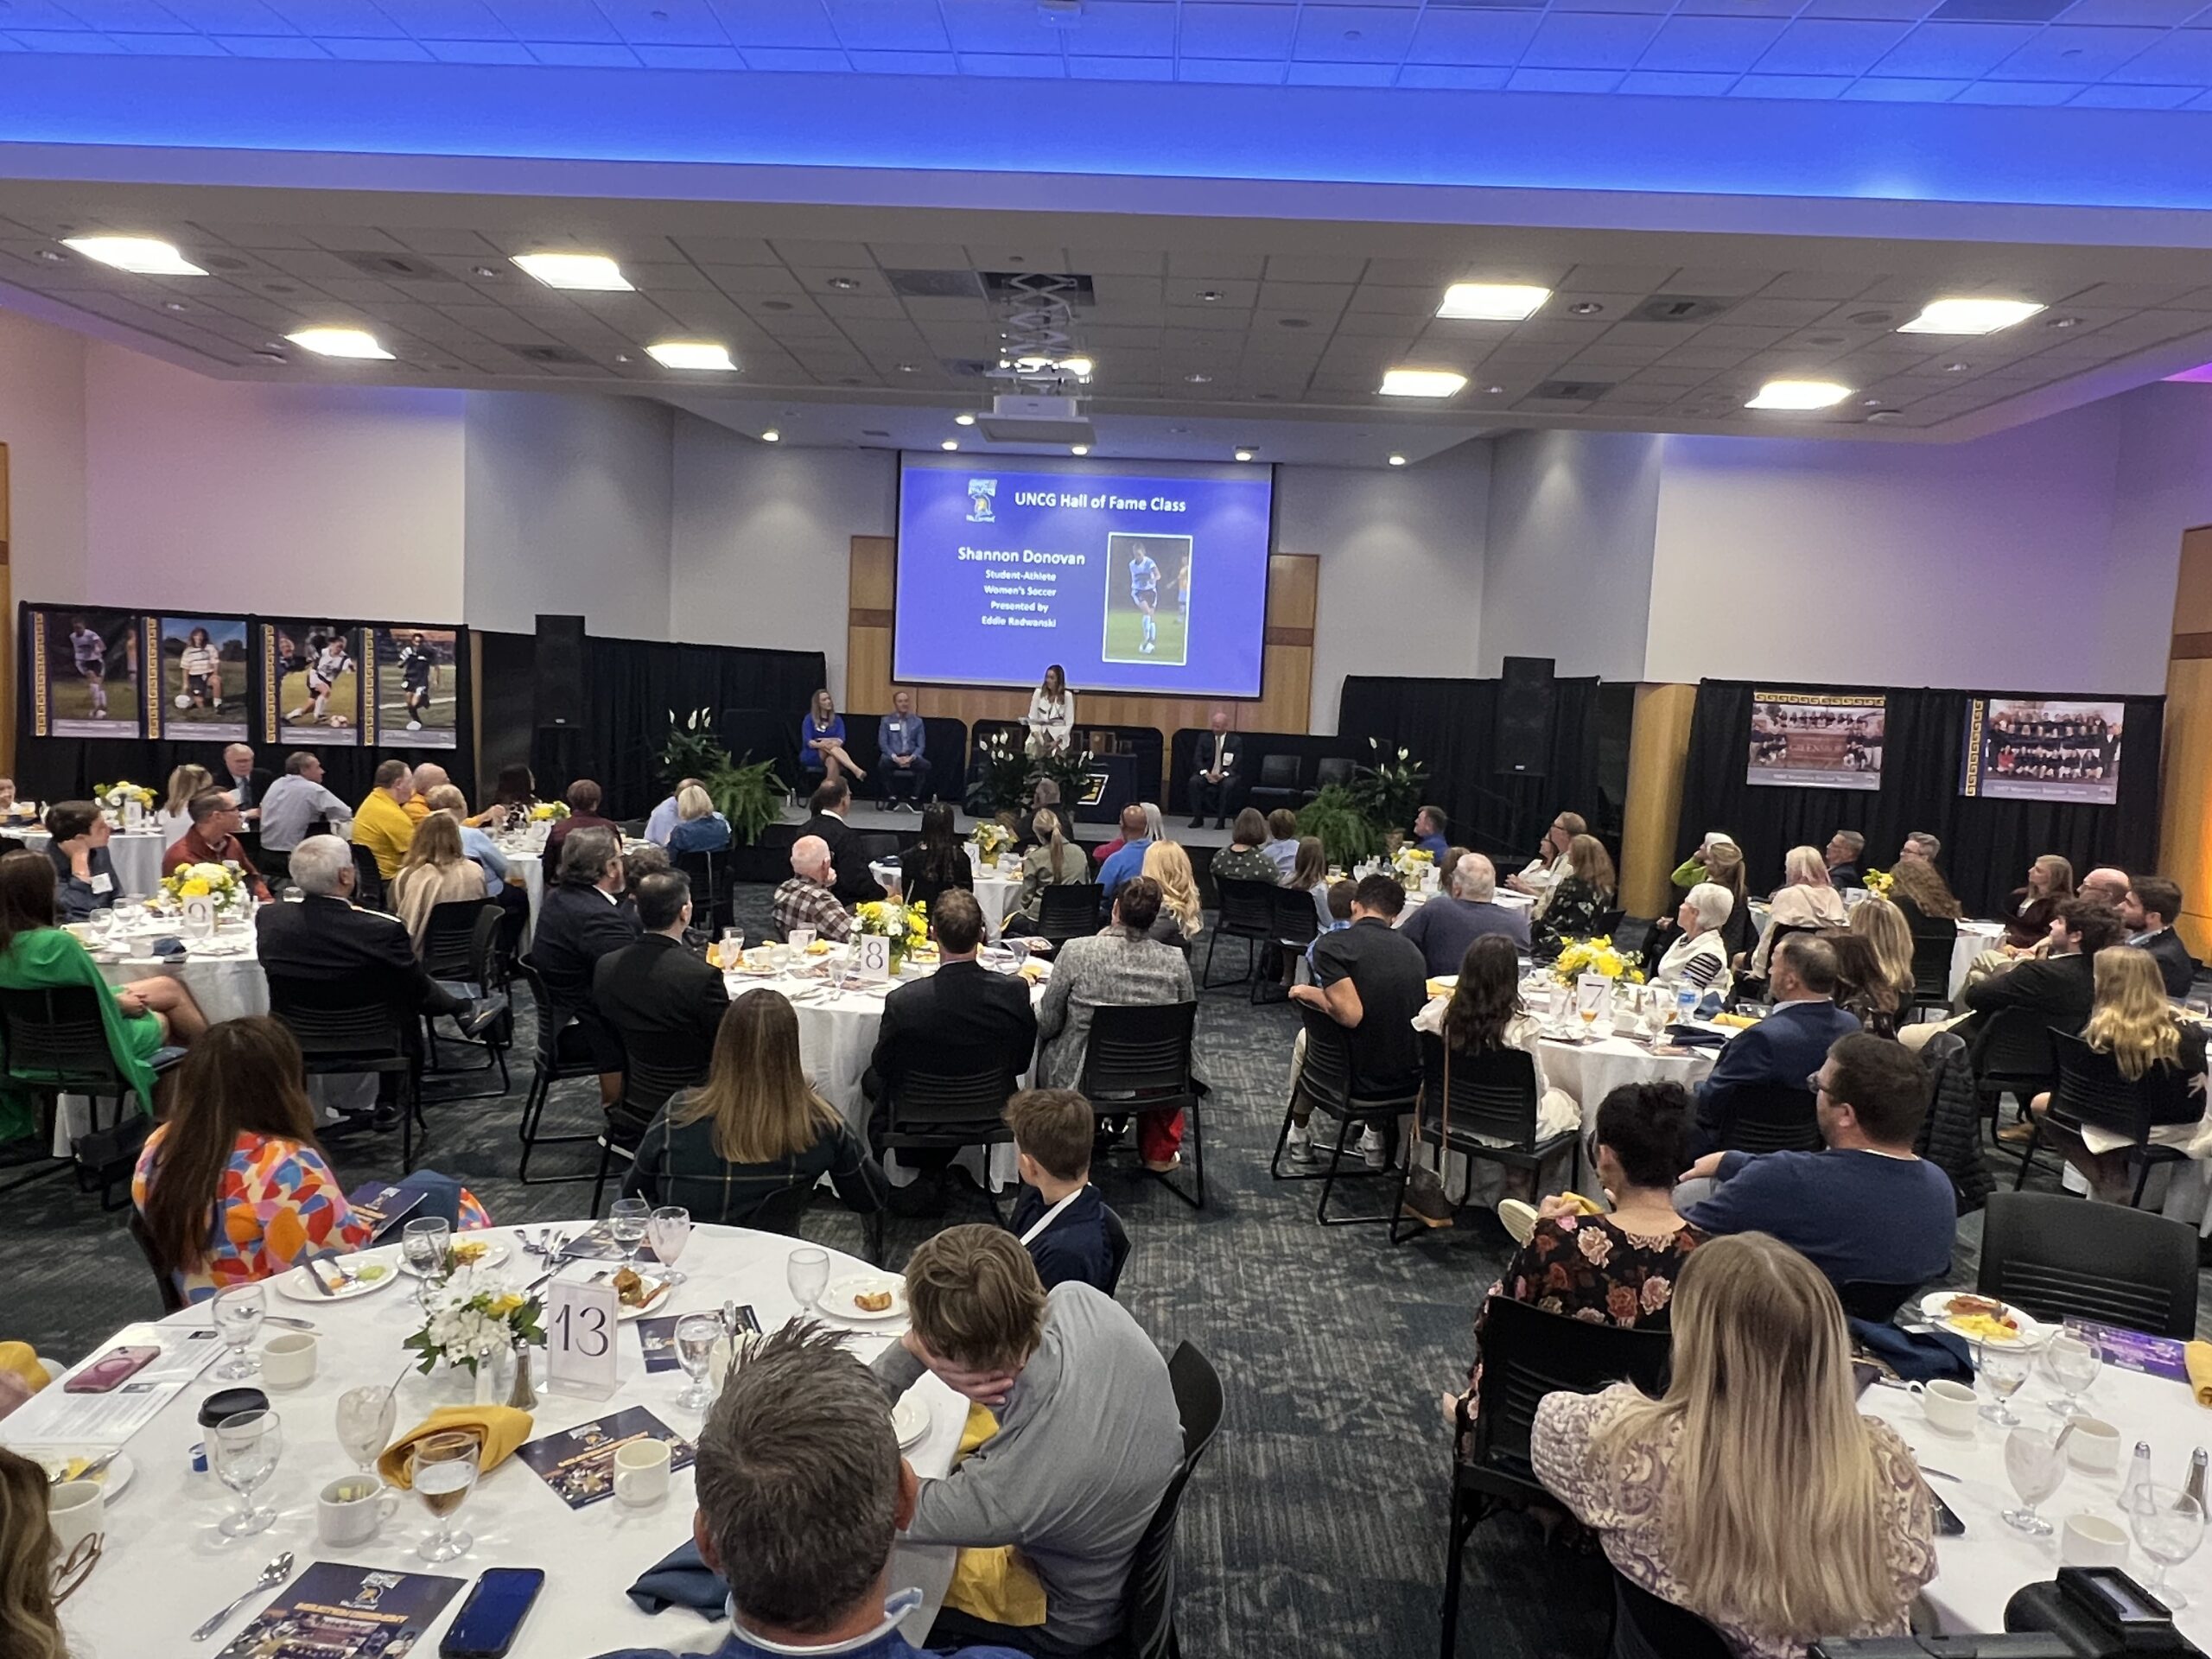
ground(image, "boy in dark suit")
xmin=1005 ymin=1087 xmax=1121 ymax=1295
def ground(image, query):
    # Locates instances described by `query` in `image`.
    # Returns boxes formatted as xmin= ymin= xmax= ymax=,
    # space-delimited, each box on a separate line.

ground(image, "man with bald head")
xmin=2081 ymin=866 xmax=2131 ymax=906
xmin=775 ymin=834 xmax=854 ymax=943
xmin=404 ymin=761 xmax=449 ymax=823
xmin=1396 ymin=850 xmax=1531 ymax=976
xmin=1185 ymin=708 xmax=1242 ymax=830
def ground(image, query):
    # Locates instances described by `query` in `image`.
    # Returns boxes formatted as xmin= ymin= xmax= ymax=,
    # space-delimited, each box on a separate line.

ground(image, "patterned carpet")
xmin=6 ymin=887 xmax=2200 ymax=1659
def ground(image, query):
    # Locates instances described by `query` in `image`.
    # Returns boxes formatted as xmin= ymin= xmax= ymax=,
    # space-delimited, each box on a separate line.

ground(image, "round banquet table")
xmin=1862 ymin=1339 xmax=2212 ymax=1645
xmin=18 ymin=825 xmax=167 ymax=899
xmin=2 ymin=1222 xmax=972 ymax=1659
xmin=1948 ymin=920 xmax=2009 ymax=1001
xmin=1537 ymin=1032 xmax=1719 ymax=1128
xmin=1393 ymin=885 xmax=1535 ymax=927
xmin=869 ymin=860 xmax=1022 ymax=940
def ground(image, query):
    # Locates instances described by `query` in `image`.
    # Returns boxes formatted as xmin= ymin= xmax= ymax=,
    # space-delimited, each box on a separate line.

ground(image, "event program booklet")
xmin=516 ymin=1406 xmax=695 ymax=1509
xmin=4 ymin=1323 xmax=226 ymax=1446
xmin=2064 ymin=1316 xmax=2190 ymax=1382
xmin=215 ymin=1561 xmax=463 ymax=1658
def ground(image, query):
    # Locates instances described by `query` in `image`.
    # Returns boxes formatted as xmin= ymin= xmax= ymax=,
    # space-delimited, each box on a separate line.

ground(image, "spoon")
xmin=191 ymin=1551 xmax=296 ymax=1641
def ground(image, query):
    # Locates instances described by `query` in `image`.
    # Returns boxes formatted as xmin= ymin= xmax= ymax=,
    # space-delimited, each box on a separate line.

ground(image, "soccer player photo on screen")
xmin=35 ymin=607 xmax=141 ymax=738
xmin=156 ymin=615 xmax=249 ymax=742
xmin=266 ymin=620 xmax=363 ymax=745
xmin=1102 ymin=531 xmax=1192 ymax=667
xmin=376 ymin=626 xmax=458 ymax=748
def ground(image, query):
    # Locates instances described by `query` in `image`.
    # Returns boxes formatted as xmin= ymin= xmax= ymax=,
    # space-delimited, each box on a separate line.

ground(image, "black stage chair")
xmin=1243 ymin=753 xmax=1303 ymax=815
xmin=2015 ymin=1028 xmax=2201 ymax=1206
xmin=1118 ymin=1341 xmax=1224 ymax=1659
xmin=1969 ymin=1006 xmax=2060 ymax=1141
xmin=1607 ymin=1571 xmax=1733 ymax=1659
xmin=264 ymin=971 xmax=425 ymax=1171
xmin=513 ymin=957 xmax=603 ymax=1183
xmin=1391 ymin=1034 xmax=1576 ymax=1244
xmin=1036 ymin=883 xmax=1104 ymax=950
xmin=1201 ymin=876 xmax=1278 ymax=991
xmin=869 ymin=1039 xmax=1021 ymax=1262
xmin=1710 ymin=1081 xmax=1822 ymax=1155
xmin=591 ymin=1051 xmax=707 ymax=1217
xmin=1301 ymin=755 xmax=1355 ymax=804
xmin=1441 ymin=1298 xmax=1672 ymax=1659
xmin=126 ymin=1207 xmax=187 ymax=1315
xmin=1080 ymin=1001 xmax=1204 ymax=1209
xmin=0 ymin=984 xmax=179 ymax=1205
xmin=1272 ymin=1004 xmax=1421 ymax=1224
xmin=1978 ymin=1190 xmax=2197 ymax=1338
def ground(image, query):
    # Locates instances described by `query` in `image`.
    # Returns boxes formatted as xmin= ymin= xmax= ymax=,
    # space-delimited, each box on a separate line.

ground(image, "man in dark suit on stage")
xmin=1185 ymin=708 xmax=1243 ymax=830
xmin=594 ymin=869 xmax=728 ymax=1082
xmin=799 ymin=776 xmax=885 ymax=906
xmin=533 ymin=825 xmax=643 ymax=1103
xmin=862 ymin=889 xmax=1037 ymax=1117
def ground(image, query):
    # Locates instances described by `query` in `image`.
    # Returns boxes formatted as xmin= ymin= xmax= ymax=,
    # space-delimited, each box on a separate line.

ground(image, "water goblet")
xmin=1007 ymin=936 xmax=1032 ymax=973
xmin=212 ymin=1283 xmax=267 ymax=1380
xmin=412 ymin=1430 xmax=480 ymax=1563
xmin=1977 ymin=1338 xmax=2032 ymax=1427
xmin=334 ymin=1386 xmax=397 ymax=1478
xmin=609 ymin=1198 xmax=652 ymax=1270
xmin=674 ymin=1314 xmax=721 ymax=1411
xmin=210 ymin=1408 xmax=283 ymax=1538
xmin=785 ymin=1246 xmax=830 ymax=1314
xmin=2043 ymin=1333 xmax=2102 ymax=1419
xmin=402 ymin=1217 xmax=451 ymax=1309
xmin=2130 ymin=1484 xmax=2205 ymax=1610
xmin=647 ymin=1206 xmax=692 ymax=1287
xmin=2002 ymin=1421 xmax=2067 ymax=1535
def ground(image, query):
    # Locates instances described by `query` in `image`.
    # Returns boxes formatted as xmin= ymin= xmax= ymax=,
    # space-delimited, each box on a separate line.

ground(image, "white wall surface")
xmin=0 ymin=308 xmax=87 ymax=604
xmin=83 ymin=343 xmax=467 ymax=619
xmin=1480 ymin=429 xmax=1661 ymax=683
xmin=463 ymin=391 xmax=673 ymax=639
xmin=1275 ymin=444 xmax=1490 ymax=731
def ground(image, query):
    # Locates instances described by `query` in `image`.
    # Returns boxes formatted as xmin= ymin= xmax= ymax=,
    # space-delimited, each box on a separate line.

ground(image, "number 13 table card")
xmin=544 ymin=1278 xmax=620 ymax=1400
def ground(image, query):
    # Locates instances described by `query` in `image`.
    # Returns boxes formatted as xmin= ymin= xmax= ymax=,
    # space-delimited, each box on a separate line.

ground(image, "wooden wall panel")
xmin=2159 ymin=525 xmax=2212 ymax=958
xmin=846 ymin=544 xmax=1319 ymax=779
xmin=1619 ymin=682 xmax=1698 ymax=920
xmin=0 ymin=444 xmax=11 ymax=779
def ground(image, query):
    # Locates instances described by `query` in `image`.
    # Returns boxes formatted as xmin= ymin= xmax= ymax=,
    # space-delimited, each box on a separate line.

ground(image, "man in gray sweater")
xmin=872 ymin=1225 xmax=1181 ymax=1656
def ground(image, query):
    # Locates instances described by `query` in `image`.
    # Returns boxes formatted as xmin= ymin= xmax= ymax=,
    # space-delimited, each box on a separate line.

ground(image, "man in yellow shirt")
xmin=352 ymin=758 xmax=417 ymax=879
xmin=404 ymin=761 xmax=449 ymax=824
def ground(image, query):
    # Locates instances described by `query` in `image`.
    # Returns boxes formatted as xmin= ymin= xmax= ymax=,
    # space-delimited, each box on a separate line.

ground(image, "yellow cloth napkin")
xmin=941 ymin=1402 xmax=1047 ymax=1629
xmin=377 ymin=1404 xmax=533 ymax=1489
xmin=0 ymin=1341 xmax=51 ymax=1394
xmin=2186 ymin=1341 xmax=2212 ymax=1408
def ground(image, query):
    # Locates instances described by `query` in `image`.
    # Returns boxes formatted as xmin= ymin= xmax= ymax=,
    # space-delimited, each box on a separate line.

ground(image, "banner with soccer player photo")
xmin=145 ymin=613 xmax=251 ymax=742
xmin=263 ymin=620 xmax=363 ymax=747
xmin=1746 ymin=690 xmax=1885 ymax=791
xmin=30 ymin=607 xmax=142 ymax=739
xmin=373 ymin=625 xmax=460 ymax=750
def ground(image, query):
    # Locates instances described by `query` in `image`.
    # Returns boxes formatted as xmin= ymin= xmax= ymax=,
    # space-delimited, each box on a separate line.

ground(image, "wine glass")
xmin=769 ymin=942 xmax=794 ymax=976
xmin=411 ymin=1430 xmax=480 ymax=1563
xmin=674 ymin=1314 xmax=721 ymax=1411
xmin=609 ymin=1198 xmax=652 ymax=1271
xmin=402 ymin=1217 xmax=452 ymax=1311
xmin=334 ymin=1386 xmax=397 ymax=1478
xmin=2002 ymin=1422 xmax=2067 ymax=1535
xmin=211 ymin=1283 xmax=266 ymax=1380
xmin=210 ymin=1408 xmax=283 ymax=1538
xmin=1007 ymin=936 xmax=1031 ymax=973
xmin=785 ymin=1247 xmax=830 ymax=1314
xmin=647 ymin=1206 xmax=692 ymax=1288
xmin=1976 ymin=1338 xmax=2032 ymax=1427
xmin=2130 ymin=1484 xmax=2205 ymax=1610
xmin=2043 ymin=1333 xmax=2103 ymax=1419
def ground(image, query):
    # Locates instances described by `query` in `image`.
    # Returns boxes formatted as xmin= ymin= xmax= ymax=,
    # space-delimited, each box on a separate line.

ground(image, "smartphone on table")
xmin=440 ymin=1567 xmax=545 ymax=1659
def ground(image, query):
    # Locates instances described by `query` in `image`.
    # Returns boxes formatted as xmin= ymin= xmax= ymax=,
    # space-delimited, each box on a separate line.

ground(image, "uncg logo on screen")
xmin=966 ymin=479 xmax=997 ymax=523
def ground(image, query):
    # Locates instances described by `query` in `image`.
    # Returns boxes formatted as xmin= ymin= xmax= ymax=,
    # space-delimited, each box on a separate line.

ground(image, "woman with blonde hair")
xmin=1141 ymin=840 xmax=1205 ymax=955
xmin=1848 ymin=897 xmax=1916 ymax=1008
xmin=1532 ymin=1231 xmax=1936 ymax=1657
xmin=388 ymin=808 xmax=486 ymax=950
xmin=156 ymin=762 xmax=213 ymax=845
xmin=1747 ymin=845 xmax=1849 ymax=978
xmin=1009 ymin=806 xmax=1086 ymax=931
xmin=666 ymin=781 xmax=730 ymax=854
xmin=1531 ymin=833 xmax=1617 ymax=957
xmin=2024 ymin=944 xmax=2211 ymax=1198
xmin=0 ymin=1445 xmax=73 ymax=1659
xmin=2002 ymin=854 xmax=2075 ymax=952
xmin=625 ymin=989 xmax=887 ymax=1228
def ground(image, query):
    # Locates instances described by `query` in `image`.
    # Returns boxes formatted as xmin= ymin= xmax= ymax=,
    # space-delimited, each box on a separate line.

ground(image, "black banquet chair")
xmin=513 ymin=957 xmax=603 ymax=1184
xmin=1390 ymin=1033 xmax=1576 ymax=1245
xmin=348 ymin=842 xmax=388 ymax=911
xmin=1301 ymin=754 xmax=1354 ymax=804
xmin=1035 ymin=883 xmax=1105 ymax=950
xmin=2012 ymin=1028 xmax=2198 ymax=1206
xmin=1978 ymin=1189 xmax=2197 ymax=1339
xmin=1079 ymin=1001 xmax=1205 ymax=1209
xmin=592 ymin=1051 xmax=708 ymax=1218
xmin=1969 ymin=1006 xmax=2060 ymax=1141
xmin=0 ymin=984 xmax=181 ymax=1206
xmin=1272 ymin=1003 xmax=1421 ymax=1225
xmin=1709 ymin=1081 xmax=1822 ymax=1155
xmin=869 ymin=1039 xmax=1021 ymax=1262
xmin=264 ymin=971 xmax=426 ymax=1171
xmin=1201 ymin=876 xmax=1278 ymax=991
xmin=1117 ymin=1340 xmax=1223 ymax=1659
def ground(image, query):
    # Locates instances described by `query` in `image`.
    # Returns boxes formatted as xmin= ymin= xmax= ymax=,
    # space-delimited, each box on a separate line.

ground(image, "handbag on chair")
xmin=1400 ymin=1044 xmax=1456 ymax=1228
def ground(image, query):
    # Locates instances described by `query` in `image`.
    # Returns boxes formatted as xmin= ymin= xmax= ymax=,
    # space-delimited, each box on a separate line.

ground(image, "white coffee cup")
xmin=613 ymin=1439 xmax=671 ymax=1507
xmin=2061 ymin=1512 xmax=2131 ymax=1568
xmin=316 ymin=1476 xmax=399 ymax=1547
xmin=48 ymin=1480 xmax=103 ymax=1552
xmin=2068 ymin=1418 xmax=2121 ymax=1473
xmin=1911 ymin=1378 xmax=1980 ymax=1437
xmin=260 ymin=1332 xmax=319 ymax=1389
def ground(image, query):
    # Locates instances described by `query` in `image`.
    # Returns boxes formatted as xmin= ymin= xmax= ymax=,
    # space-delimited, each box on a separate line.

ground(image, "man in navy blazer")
xmin=1692 ymin=933 xmax=1860 ymax=1155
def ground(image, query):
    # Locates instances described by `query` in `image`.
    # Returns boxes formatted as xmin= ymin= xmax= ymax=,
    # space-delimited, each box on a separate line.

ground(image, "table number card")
xmin=544 ymin=1278 xmax=620 ymax=1399
xmin=855 ymin=933 xmax=891 ymax=983
xmin=181 ymin=893 xmax=215 ymax=937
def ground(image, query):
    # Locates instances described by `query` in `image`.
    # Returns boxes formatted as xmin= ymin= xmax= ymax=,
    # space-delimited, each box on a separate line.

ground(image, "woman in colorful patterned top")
xmin=133 ymin=1017 xmax=487 ymax=1301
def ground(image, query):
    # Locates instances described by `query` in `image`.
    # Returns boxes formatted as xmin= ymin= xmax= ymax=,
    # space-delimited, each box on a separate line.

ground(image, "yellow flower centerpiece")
xmin=970 ymin=822 xmax=1014 ymax=862
xmin=529 ymin=801 xmax=570 ymax=823
xmin=93 ymin=780 xmax=154 ymax=817
xmin=1862 ymin=868 xmax=1895 ymax=898
xmin=1392 ymin=846 xmax=1435 ymax=882
xmin=159 ymin=860 xmax=244 ymax=916
xmin=855 ymin=898 xmax=931 ymax=969
xmin=1552 ymin=936 xmax=1644 ymax=988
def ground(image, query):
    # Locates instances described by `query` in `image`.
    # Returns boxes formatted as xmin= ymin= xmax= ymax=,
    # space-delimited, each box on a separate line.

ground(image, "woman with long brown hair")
xmin=897 ymin=800 xmax=972 ymax=916
xmin=2003 ymin=854 xmax=2075 ymax=951
xmin=1531 ymin=833 xmax=1618 ymax=957
xmin=625 ymin=990 xmax=887 ymax=1228
xmin=1532 ymin=1232 xmax=1936 ymax=1656
xmin=1885 ymin=855 xmax=1963 ymax=931
xmin=1412 ymin=934 xmax=1580 ymax=1156
xmin=0 ymin=1446 xmax=72 ymax=1659
xmin=389 ymin=809 xmax=486 ymax=949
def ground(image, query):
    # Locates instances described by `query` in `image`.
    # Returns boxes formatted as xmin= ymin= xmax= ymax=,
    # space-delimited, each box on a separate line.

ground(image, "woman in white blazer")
xmin=1026 ymin=663 xmax=1076 ymax=758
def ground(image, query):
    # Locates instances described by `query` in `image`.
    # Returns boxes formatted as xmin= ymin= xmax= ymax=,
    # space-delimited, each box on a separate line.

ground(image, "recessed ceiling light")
xmin=62 ymin=235 xmax=205 ymax=276
xmin=1198 ymin=289 xmax=1223 ymax=302
xmin=162 ymin=301 xmax=188 ymax=312
xmin=1071 ymin=444 xmax=1090 ymax=456
xmin=1436 ymin=283 xmax=1549 ymax=321
xmin=285 ymin=327 xmax=393 ymax=360
xmin=827 ymin=276 xmax=860 ymax=291
xmin=1866 ymin=410 xmax=1903 ymax=423
xmin=472 ymin=265 xmax=499 ymax=278
xmin=614 ymin=353 xmax=632 ymax=364
xmin=1897 ymin=298 xmax=2045 ymax=335
xmin=645 ymin=340 xmax=736 ymax=372
xmin=2048 ymin=315 xmax=2082 ymax=330
xmin=512 ymin=252 xmax=632 ymax=291
xmin=1233 ymin=448 xmax=1255 ymax=462
xmin=1567 ymin=302 xmax=1604 ymax=316
xmin=1388 ymin=454 xmax=1407 ymax=467
xmin=897 ymin=363 xmax=916 ymax=374
xmin=1276 ymin=317 xmax=1309 ymax=329
xmin=759 ymin=300 xmax=794 ymax=312
xmin=1185 ymin=372 xmax=1212 ymax=385
xmin=955 ymin=412 xmax=977 ymax=426
xmin=1745 ymin=378 xmax=1850 ymax=410
xmin=1942 ymin=361 xmax=1970 ymax=373
xmin=1379 ymin=368 xmax=1468 ymax=398
xmin=1058 ymin=356 xmax=1094 ymax=378
xmin=760 ymin=429 xmax=780 ymax=442
xmin=34 ymin=249 xmax=62 ymax=262
xmin=1484 ymin=385 xmax=1505 ymax=396
xmin=941 ymin=440 xmax=959 ymax=451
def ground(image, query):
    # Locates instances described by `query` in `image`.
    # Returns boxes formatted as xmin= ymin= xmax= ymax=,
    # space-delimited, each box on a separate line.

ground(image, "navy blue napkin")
xmin=150 ymin=936 xmax=188 ymax=959
xmin=626 ymin=1539 xmax=728 ymax=1618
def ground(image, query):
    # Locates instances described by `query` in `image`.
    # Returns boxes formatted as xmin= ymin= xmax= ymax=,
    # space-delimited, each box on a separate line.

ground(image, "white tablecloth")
xmin=1864 ymin=1346 xmax=2212 ymax=1644
xmin=1537 ymin=1033 xmax=1719 ymax=1128
xmin=88 ymin=925 xmax=269 ymax=1023
xmin=20 ymin=827 xmax=167 ymax=899
xmin=1 ymin=1223 xmax=970 ymax=1659
xmin=1395 ymin=886 xmax=1535 ymax=926
xmin=870 ymin=861 xmax=1021 ymax=940
xmin=1950 ymin=920 xmax=2009 ymax=1001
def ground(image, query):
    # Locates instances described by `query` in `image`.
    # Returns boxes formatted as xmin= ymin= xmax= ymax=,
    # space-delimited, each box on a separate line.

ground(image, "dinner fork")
xmin=191 ymin=1552 xmax=296 ymax=1641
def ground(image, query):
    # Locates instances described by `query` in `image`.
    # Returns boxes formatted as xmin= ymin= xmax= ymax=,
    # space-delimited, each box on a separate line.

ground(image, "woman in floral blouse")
xmin=134 ymin=1016 xmax=488 ymax=1302
xmin=1447 ymin=1081 xmax=1700 ymax=1421
xmin=1530 ymin=834 xmax=1618 ymax=959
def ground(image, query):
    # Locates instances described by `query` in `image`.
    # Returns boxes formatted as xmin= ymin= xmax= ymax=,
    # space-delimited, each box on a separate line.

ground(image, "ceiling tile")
xmin=706 ymin=0 xmax=839 ymax=48
xmin=1506 ymin=64 xmax=1624 ymax=86
xmin=2056 ymin=0 xmax=2208 ymax=22
xmin=1175 ymin=55 xmax=1284 ymax=79
xmin=1754 ymin=18 xmax=1913 ymax=73
xmin=1872 ymin=21 xmax=2043 ymax=74
xmin=958 ymin=50 xmax=1065 ymax=73
xmin=1994 ymin=22 xmax=2164 ymax=76
xmin=1407 ymin=10 xmax=1542 ymax=64
xmin=1637 ymin=15 xmax=1789 ymax=71
xmin=1520 ymin=12 xmax=1664 ymax=66
xmin=1618 ymin=67 xmax=1742 ymax=90
xmin=1839 ymin=71 xmax=1972 ymax=92
xmin=2103 ymin=25 xmax=2212 ymax=78
xmin=845 ymin=47 xmax=955 ymax=69
xmin=1294 ymin=5 xmax=1421 ymax=60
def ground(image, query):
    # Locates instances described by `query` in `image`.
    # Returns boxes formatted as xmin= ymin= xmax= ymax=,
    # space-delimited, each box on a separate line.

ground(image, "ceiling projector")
xmin=978 ymin=395 xmax=1096 ymax=445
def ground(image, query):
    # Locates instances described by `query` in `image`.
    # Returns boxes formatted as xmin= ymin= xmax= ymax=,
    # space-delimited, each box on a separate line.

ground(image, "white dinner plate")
xmin=273 ymin=1247 xmax=403 ymax=1303
xmin=822 ymin=1274 xmax=907 ymax=1323
xmin=28 ymin=1448 xmax=136 ymax=1501
xmin=1916 ymin=1290 xmax=2050 ymax=1344
xmin=399 ymin=1237 xmax=511 ymax=1276
xmin=892 ymin=1392 xmax=931 ymax=1451
xmin=614 ymin=1275 xmax=675 ymax=1321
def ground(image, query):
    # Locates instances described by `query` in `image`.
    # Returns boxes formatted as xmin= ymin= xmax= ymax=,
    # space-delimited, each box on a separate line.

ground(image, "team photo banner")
xmin=1961 ymin=697 xmax=2124 ymax=804
xmin=1746 ymin=690 xmax=1885 ymax=791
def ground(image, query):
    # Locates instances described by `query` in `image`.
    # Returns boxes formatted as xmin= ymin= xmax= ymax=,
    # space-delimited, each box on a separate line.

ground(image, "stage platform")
xmin=770 ymin=802 xmax=1239 ymax=851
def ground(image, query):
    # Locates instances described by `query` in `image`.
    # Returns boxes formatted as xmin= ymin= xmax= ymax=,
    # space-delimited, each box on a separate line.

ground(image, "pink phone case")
xmin=64 ymin=1345 xmax=161 ymax=1393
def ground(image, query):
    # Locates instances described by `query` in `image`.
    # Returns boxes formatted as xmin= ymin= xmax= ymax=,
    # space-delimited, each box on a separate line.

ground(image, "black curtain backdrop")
xmin=1679 ymin=680 xmax=2164 ymax=920
xmin=1337 ymin=675 xmax=1605 ymax=864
